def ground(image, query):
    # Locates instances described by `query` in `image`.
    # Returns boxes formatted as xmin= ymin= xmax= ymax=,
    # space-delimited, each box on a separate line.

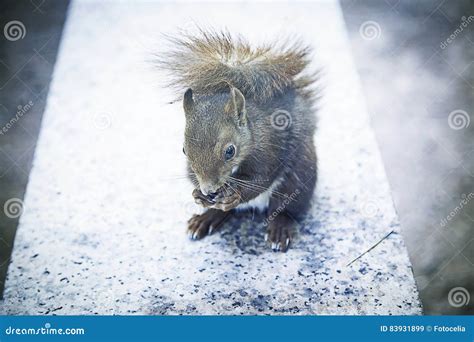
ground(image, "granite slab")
xmin=0 ymin=0 xmax=421 ymax=315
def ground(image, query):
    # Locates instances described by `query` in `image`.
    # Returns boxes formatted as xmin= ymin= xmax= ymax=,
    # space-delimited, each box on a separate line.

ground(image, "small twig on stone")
xmin=346 ymin=230 xmax=394 ymax=267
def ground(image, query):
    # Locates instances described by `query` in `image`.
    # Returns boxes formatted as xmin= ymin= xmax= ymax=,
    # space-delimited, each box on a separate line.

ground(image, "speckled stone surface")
xmin=0 ymin=0 xmax=421 ymax=315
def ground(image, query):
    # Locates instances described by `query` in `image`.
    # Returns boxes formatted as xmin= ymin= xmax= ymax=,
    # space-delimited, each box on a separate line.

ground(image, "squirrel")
xmin=158 ymin=29 xmax=318 ymax=252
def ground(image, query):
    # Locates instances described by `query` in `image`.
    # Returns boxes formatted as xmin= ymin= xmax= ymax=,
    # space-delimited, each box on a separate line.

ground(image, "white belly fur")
xmin=236 ymin=177 xmax=284 ymax=212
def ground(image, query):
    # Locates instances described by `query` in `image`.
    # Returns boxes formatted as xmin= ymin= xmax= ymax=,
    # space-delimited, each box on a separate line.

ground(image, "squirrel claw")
xmin=209 ymin=192 xmax=241 ymax=212
xmin=192 ymin=188 xmax=215 ymax=207
xmin=266 ymin=216 xmax=293 ymax=252
xmin=187 ymin=209 xmax=231 ymax=240
xmin=192 ymin=187 xmax=240 ymax=211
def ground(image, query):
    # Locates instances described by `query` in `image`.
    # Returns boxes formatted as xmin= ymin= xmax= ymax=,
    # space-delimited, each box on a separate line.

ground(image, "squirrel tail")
xmin=156 ymin=28 xmax=317 ymax=103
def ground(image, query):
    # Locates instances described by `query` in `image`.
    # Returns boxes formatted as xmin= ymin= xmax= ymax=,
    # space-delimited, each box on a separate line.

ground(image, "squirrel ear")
xmin=183 ymin=88 xmax=194 ymax=115
xmin=227 ymin=87 xmax=247 ymax=126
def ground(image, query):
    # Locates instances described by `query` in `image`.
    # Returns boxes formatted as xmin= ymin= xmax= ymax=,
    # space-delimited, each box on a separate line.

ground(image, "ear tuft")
xmin=227 ymin=87 xmax=247 ymax=126
xmin=183 ymin=88 xmax=194 ymax=115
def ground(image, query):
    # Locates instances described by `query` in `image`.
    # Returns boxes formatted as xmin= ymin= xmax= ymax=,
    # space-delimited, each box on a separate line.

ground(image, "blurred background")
xmin=341 ymin=0 xmax=473 ymax=314
xmin=0 ymin=0 xmax=472 ymax=314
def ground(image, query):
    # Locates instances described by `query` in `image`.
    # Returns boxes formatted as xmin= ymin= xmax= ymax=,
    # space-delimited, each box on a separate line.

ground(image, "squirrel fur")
xmin=158 ymin=29 xmax=318 ymax=252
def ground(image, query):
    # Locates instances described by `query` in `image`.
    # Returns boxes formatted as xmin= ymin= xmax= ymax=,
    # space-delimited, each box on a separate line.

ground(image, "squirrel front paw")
xmin=192 ymin=188 xmax=241 ymax=212
xmin=192 ymin=188 xmax=215 ymax=207
xmin=210 ymin=191 xmax=241 ymax=211
xmin=187 ymin=209 xmax=231 ymax=240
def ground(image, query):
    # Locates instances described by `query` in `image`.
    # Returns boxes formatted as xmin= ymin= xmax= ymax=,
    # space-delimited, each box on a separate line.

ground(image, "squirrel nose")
xmin=200 ymin=184 xmax=212 ymax=196
xmin=200 ymin=185 xmax=208 ymax=196
xmin=200 ymin=183 xmax=219 ymax=197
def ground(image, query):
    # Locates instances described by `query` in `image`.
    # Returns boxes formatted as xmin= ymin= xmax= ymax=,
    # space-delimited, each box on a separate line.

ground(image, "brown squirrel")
xmin=158 ymin=30 xmax=318 ymax=252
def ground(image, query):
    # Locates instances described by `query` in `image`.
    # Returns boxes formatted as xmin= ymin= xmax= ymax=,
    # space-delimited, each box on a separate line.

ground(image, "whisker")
xmin=160 ymin=175 xmax=194 ymax=180
xmin=228 ymin=176 xmax=290 ymax=200
xmin=225 ymin=182 xmax=242 ymax=201
xmin=228 ymin=176 xmax=297 ymax=201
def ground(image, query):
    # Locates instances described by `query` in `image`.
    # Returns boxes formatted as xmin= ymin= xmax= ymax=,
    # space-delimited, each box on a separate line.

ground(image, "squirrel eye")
xmin=182 ymin=147 xmax=186 ymax=155
xmin=224 ymin=145 xmax=236 ymax=161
